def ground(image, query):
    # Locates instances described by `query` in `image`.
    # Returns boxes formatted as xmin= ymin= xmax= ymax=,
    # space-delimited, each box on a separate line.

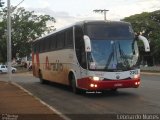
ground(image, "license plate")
xmin=114 ymin=83 xmax=122 ymax=87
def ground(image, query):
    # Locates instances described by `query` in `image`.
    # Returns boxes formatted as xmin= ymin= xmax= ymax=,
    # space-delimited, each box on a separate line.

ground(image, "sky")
xmin=4 ymin=0 xmax=160 ymax=29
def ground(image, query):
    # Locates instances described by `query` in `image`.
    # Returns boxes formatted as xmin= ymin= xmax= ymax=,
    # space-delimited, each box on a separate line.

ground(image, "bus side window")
xmin=33 ymin=43 xmax=36 ymax=53
xmin=39 ymin=40 xmax=43 ymax=53
xmin=48 ymin=38 xmax=52 ymax=50
xmin=57 ymin=32 xmax=65 ymax=49
xmin=44 ymin=37 xmax=50 ymax=52
xmin=75 ymin=26 xmax=87 ymax=69
xmin=66 ymin=28 xmax=73 ymax=48
xmin=36 ymin=42 xmax=40 ymax=53
xmin=50 ymin=35 xmax=57 ymax=50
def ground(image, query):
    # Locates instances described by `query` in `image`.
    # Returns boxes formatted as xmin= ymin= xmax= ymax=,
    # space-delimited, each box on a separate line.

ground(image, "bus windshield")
xmin=85 ymin=23 xmax=139 ymax=71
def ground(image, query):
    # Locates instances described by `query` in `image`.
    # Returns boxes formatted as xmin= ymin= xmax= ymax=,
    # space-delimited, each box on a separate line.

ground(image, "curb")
xmin=11 ymin=82 xmax=71 ymax=120
xmin=141 ymin=72 xmax=160 ymax=76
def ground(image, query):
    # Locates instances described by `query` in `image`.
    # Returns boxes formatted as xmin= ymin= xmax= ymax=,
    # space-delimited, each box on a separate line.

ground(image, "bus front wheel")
xmin=110 ymin=88 xmax=118 ymax=92
xmin=71 ymin=75 xmax=80 ymax=94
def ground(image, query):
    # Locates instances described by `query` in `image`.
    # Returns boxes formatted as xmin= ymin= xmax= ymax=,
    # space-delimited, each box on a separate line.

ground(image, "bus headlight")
xmin=90 ymin=83 xmax=98 ymax=88
xmin=135 ymin=81 xmax=140 ymax=85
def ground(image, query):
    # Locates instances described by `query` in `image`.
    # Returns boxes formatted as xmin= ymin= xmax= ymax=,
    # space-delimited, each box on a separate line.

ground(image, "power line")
xmin=12 ymin=0 xmax=25 ymax=12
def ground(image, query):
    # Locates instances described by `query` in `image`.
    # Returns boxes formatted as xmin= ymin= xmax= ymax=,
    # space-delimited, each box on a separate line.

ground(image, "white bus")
xmin=32 ymin=20 xmax=150 ymax=93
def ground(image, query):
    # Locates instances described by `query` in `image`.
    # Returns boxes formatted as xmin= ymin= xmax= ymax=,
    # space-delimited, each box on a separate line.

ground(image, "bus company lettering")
xmin=44 ymin=56 xmax=63 ymax=71
xmin=52 ymin=63 xmax=63 ymax=71
xmin=32 ymin=52 xmax=40 ymax=76
xmin=45 ymin=56 xmax=51 ymax=70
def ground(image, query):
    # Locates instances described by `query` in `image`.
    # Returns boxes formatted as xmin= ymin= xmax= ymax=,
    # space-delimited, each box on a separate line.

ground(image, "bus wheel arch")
xmin=110 ymin=88 xmax=118 ymax=93
xmin=68 ymin=71 xmax=80 ymax=94
xmin=39 ymin=69 xmax=46 ymax=84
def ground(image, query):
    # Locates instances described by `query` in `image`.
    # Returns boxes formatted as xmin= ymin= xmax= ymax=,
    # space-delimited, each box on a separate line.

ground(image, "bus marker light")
xmin=93 ymin=76 xmax=100 ymax=81
xmin=95 ymin=84 xmax=97 ymax=87
xmin=134 ymin=74 xmax=139 ymax=79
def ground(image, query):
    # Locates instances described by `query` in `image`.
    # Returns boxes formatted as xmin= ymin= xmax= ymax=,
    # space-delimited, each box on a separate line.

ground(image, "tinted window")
xmin=32 ymin=43 xmax=37 ymax=53
xmin=66 ymin=28 xmax=73 ymax=47
xmin=39 ymin=40 xmax=43 ymax=52
xmin=86 ymin=24 xmax=134 ymax=40
xmin=42 ymin=40 xmax=46 ymax=52
xmin=1 ymin=65 xmax=5 ymax=68
xmin=37 ymin=42 xmax=40 ymax=52
xmin=33 ymin=27 xmax=74 ymax=52
xmin=44 ymin=38 xmax=50 ymax=52
xmin=57 ymin=32 xmax=65 ymax=49
xmin=50 ymin=35 xmax=57 ymax=50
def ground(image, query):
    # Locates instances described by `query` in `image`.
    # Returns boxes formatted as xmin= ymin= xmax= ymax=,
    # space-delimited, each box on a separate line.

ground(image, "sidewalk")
xmin=0 ymin=81 xmax=64 ymax=120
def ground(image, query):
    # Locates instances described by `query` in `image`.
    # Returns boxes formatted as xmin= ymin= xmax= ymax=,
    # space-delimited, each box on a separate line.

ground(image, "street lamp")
xmin=93 ymin=9 xmax=109 ymax=20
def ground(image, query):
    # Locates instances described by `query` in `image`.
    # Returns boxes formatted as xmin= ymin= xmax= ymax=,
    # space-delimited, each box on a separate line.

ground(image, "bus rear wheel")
xmin=39 ymin=70 xmax=46 ymax=84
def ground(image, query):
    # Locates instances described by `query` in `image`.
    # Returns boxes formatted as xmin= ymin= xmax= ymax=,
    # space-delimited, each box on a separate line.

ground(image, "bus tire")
xmin=39 ymin=70 xmax=46 ymax=84
xmin=71 ymin=74 xmax=80 ymax=94
xmin=110 ymin=88 xmax=118 ymax=92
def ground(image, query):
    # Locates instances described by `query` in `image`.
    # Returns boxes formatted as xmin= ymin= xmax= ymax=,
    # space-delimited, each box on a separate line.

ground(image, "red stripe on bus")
xmin=77 ymin=77 xmax=140 ymax=90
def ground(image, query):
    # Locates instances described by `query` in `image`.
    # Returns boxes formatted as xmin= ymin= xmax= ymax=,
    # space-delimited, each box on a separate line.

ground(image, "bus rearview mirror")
xmin=138 ymin=35 xmax=150 ymax=52
xmin=83 ymin=35 xmax=91 ymax=52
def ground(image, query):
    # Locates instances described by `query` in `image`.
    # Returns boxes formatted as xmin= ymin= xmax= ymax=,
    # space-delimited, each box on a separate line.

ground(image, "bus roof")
xmin=77 ymin=20 xmax=130 ymax=25
xmin=33 ymin=20 xmax=130 ymax=43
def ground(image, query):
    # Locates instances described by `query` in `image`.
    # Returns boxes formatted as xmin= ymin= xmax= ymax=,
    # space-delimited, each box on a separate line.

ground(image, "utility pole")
xmin=7 ymin=0 xmax=25 ymax=81
xmin=7 ymin=0 xmax=12 ymax=81
xmin=93 ymin=9 xmax=109 ymax=20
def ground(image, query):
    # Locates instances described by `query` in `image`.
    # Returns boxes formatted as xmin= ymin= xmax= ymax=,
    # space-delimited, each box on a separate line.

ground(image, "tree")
xmin=0 ymin=0 xmax=4 ymax=7
xmin=0 ymin=7 xmax=56 ymax=63
xmin=123 ymin=10 xmax=160 ymax=66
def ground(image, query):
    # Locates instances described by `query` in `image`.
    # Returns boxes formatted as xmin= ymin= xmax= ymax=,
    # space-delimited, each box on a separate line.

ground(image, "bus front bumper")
xmin=77 ymin=77 xmax=140 ymax=91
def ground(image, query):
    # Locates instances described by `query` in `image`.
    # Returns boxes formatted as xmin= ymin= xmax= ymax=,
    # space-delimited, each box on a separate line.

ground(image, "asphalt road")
xmin=0 ymin=72 xmax=160 ymax=119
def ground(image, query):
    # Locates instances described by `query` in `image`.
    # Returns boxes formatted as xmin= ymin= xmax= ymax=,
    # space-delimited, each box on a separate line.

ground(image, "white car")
xmin=0 ymin=65 xmax=17 ymax=73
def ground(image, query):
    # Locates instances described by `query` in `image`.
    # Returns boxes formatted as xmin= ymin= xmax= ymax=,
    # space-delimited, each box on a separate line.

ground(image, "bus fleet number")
xmin=130 ymin=70 xmax=138 ymax=75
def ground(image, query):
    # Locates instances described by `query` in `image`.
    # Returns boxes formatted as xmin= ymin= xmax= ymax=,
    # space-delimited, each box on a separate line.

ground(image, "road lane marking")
xmin=12 ymin=82 xmax=71 ymax=120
